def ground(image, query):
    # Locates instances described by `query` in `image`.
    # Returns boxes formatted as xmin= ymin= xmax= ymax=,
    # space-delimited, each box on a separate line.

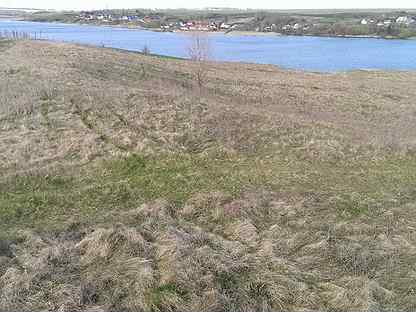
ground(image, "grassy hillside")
xmin=1 ymin=39 xmax=416 ymax=312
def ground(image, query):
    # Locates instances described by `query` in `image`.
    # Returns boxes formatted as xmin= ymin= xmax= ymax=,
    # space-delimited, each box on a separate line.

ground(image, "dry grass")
xmin=1 ymin=40 xmax=416 ymax=311
xmin=2 ymin=40 xmax=416 ymax=173
xmin=2 ymin=196 xmax=415 ymax=311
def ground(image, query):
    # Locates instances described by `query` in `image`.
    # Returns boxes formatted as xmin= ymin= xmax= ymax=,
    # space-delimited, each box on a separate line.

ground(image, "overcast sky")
xmin=1 ymin=0 xmax=416 ymax=10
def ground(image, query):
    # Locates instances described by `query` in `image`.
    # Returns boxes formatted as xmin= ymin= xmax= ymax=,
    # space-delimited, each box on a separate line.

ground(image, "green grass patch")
xmin=0 ymin=152 xmax=267 ymax=233
xmin=2 ymin=150 xmax=416 ymax=234
xmin=148 ymin=283 xmax=187 ymax=310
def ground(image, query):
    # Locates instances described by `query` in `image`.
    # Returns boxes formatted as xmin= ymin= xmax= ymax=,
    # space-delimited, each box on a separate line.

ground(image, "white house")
xmin=396 ymin=16 xmax=415 ymax=25
xmin=220 ymin=23 xmax=232 ymax=29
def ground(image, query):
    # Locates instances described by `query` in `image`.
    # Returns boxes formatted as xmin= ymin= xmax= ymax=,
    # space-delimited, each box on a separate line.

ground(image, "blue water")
xmin=1 ymin=20 xmax=416 ymax=72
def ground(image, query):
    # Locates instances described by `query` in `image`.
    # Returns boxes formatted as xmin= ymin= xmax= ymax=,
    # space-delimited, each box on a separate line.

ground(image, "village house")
xmin=293 ymin=23 xmax=301 ymax=30
xmin=209 ymin=22 xmax=219 ymax=31
xmin=220 ymin=23 xmax=232 ymax=29
xmin=396 ymin=16 xmax=416 ymax=25
xmin=197 ymin=23 xmax=210 ymax=31
xmin=261 ymin=24 xmax=277 ymax=32
xmin=79 ymin=11 xmax=95 ymax=20
xmin=361 ymin=18 xmax=376 ymax=25
xmin=143 ymin=15 xmax=161 ymax=23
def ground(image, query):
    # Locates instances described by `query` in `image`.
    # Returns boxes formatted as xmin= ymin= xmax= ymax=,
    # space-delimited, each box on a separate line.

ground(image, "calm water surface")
xmin=1 ymin=20 xmax=416 ymax=72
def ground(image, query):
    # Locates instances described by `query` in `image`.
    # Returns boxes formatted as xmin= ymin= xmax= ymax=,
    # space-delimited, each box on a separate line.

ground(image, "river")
xmin=1 ymin=20 xmax=416 ymax=72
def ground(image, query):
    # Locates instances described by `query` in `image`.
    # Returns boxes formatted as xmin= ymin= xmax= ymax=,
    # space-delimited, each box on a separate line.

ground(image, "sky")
xmin=1 ymin=0 xmax=416 ymax=10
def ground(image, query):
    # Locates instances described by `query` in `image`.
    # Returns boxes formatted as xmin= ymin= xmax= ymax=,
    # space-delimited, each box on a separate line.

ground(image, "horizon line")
xmin=2 ymin=6 xmax=416 ymax=11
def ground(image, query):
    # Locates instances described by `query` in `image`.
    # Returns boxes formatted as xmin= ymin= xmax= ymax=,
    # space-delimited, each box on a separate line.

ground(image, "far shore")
xmin=11 ymin=18 xmax=416 ymax=40
xmin=68 ymin=22 xmax=404 ymax=40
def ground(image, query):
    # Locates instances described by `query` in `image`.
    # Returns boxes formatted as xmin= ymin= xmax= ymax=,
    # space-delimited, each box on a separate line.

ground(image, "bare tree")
xmin=184 ymin=32 xmax=212 ymax=137
xmin=141 ymin=45 xmax=151 ymax=55
xmin=187 ymin=32 xmax=212 ymax=91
